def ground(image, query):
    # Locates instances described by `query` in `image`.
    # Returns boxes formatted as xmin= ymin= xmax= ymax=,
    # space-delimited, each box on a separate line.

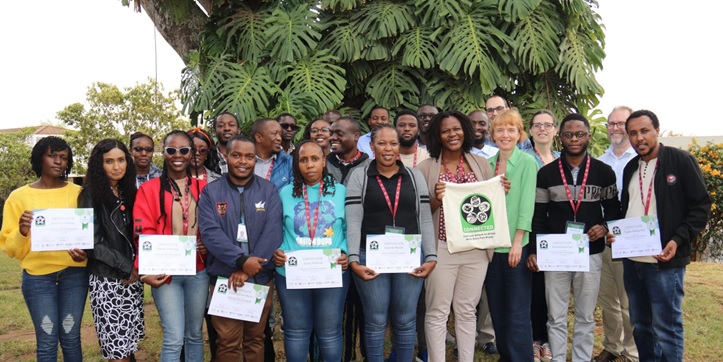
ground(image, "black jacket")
xmin=79 ymin=188 xmax=136 ymax=279
xmin=621 ymin=144 xmax=711 ymax=269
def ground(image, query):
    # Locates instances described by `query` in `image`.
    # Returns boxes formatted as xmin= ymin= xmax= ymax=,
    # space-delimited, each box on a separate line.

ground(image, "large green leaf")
xmin=320 ymin=0 xmax=366 ymax=12
xmin=284 ymin=50 xmax=347 ymax=112
xmin=512 ymin=1 xmax=562 ymax=75
xmin=556 ymin=29 xmax=603 ymax=95
xmin=414 ymin=0 xmax=470 ymax=27
xmin=498 ymin=0 xmax=541 ymax=22
xmin=436 ymin=2 xmax=513 ymax=93
xmin=352 ymin=1 xmax=415 ymax=41
xmin=365 ymin=62 xmax=419 ymax=109
xmin=213 ymin=61 xmax=276 ymax=124
xmin=360 ymin=40 xmax=391 ymax=61
xmin=217 ymin=5 xmax=268 ymax=61
xmin=268 ymin=89 xmax=321 ymax=124
xmin=392 ymin=27 xmax=438 ymax=69
xmin=318 ymin=18 xmax=364 ymax=62
xmin=425 ymin=74 xmax=486 ymax=113
xmin=264 ymin=4 xmax=322 ymax=63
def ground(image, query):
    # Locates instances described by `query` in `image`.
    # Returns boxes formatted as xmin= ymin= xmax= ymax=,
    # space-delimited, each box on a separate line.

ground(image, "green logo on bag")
xmin=459 ymin=194 xmax=495 ymax=232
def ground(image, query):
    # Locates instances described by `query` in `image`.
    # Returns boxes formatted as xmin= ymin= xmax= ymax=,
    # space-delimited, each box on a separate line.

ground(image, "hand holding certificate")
xmin=285 ymin=248 xmax=343 ymax=289
xmin=138 ymin=235 xmax=197 ymax=275
xmin=365 ymin=234 xmax=422 ymax=273
xmin=608 ymin=216 xmax=662 ymax=258
xmin=208 ymin=277 xmax=270 ymax=323
xmin=31 ymin=208 xmax=94 ymax=251
xmin=536 ymin=233 xmax=590 ymax=272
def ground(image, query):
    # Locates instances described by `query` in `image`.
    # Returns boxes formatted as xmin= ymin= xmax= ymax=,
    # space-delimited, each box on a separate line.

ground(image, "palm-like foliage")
xmin=178 ymin=0 xmax=606 ymax=128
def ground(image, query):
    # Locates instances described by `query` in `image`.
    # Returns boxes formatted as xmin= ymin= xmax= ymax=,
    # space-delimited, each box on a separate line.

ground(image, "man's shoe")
xmin=540 ymin=342 xmax=552 ymax=362
xmin=385 ymin=350 xmax=396 ymax=362
xmin=592 ymin=350 xmax=618 ymax=362
xmin=610 ymin=355 xmax=633 ymax=362
xmin=482 ymin=342 xmax=499 ymax=355
xmin=533 ymin=341 xmax=541 ymax=362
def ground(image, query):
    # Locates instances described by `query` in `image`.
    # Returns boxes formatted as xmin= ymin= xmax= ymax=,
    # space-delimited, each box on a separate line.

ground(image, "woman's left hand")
xmin=336 ymin=252 xmax=349 ymax=270
xmin=123 ymin=269 xmax=140 ymax=285
xmin=410 ymin=260 xmax=437 ymax=278
xmin=500 ymin=175 xmax=511 ymax=194
xmin=196 ymin=239 xmax=208 ymax=255
xmin=67 ymin=248 xmax=87 ymax=262
xmin=508 ymin=244 xmax=522 ymax=268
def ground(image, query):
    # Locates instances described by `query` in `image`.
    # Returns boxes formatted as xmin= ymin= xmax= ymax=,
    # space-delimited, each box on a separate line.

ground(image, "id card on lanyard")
xmin=558 ymin=155 xmax=590 ymax=227
xmin=237 ymin=189 xmax=249 ymax=254
xmin=377 ymin=175 xmax=406 ymax=235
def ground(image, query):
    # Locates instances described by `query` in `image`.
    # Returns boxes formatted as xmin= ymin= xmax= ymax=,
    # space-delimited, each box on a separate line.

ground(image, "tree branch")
xmin=139 ymin=0 xmax=208 ymax=64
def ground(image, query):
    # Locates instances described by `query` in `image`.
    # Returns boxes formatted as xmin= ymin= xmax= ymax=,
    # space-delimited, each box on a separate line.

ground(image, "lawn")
xmin=0 ymin=253 xmax=720 ymax=361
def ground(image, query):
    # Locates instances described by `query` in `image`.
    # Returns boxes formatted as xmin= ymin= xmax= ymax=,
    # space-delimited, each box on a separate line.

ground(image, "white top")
xmin=398 ymin=146 xmax=430 ymax=168
xmin=598 ymin=145 xmax=637 ymax=199
xmin=254 ymin=153 xmax=277 ymax=179
xmin=626 ymin=158 xmax=658 ymax=263
xmin=357 ymin=132 xmax=374 ymax=159
xmin=471 ymin=144 xmax=499 ymax=159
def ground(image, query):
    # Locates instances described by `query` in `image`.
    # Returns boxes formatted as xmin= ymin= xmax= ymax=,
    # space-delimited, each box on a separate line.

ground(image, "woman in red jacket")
xmin=134 ymin=130 xmax=208 ymax=362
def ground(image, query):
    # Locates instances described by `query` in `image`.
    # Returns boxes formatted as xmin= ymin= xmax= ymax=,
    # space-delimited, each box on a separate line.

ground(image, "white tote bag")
xmin=441 ymin=176 xmax=511 ymax=253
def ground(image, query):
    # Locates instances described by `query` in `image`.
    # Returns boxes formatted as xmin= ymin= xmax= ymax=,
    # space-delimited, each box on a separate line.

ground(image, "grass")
xmin=0 ymin=252 xmax=721 ymax=361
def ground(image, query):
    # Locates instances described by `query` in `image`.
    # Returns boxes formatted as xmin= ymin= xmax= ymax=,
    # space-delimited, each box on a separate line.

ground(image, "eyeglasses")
xmin=486 ymin=106 xmax=506 ymax=114
xmin=561 ymin=131 xmax=590 ymax=139
xmin=195 ymin=148 xmax=209 ymax=155
xmin=280 ymin=124 xmax=300 ymax=131
xmin=531 ymin=123 xmax=555 ymax=130
xmin=310 ymin=127 xmax=331 ymax=135
xmin=164 ymin=147 xmax=192 ymax=155
xmin=133 ymin=146 xmax=154 ymax=154
xmin=606 ymin=122 xmax=626 ymax=129
xmin=417 ymin=113 xmax=435 ymax=119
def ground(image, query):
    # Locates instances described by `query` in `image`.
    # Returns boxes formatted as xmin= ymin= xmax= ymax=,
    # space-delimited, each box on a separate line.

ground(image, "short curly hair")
xmin=30 ymin=136 xmax=73 ymax=180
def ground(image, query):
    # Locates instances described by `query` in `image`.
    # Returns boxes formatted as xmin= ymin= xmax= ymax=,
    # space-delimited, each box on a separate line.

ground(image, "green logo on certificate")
xmin=459 ymin=194 xmax=495 ymax=232
xmin=253 ymin=284 xmax=268 ymax=304
xmin=641 ymin=216 xmax=657 ymax=236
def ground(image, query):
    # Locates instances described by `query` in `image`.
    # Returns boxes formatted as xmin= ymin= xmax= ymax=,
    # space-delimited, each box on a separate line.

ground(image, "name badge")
xmin=566 ymin=221 xmax=585 ymax=235
xmin=237 ymin=223 xmax=249 ymax=244
xmin=385 ymin=225 xmax=405 ymax=235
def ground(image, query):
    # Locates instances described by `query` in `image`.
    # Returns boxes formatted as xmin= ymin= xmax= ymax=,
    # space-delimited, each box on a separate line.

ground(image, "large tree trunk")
xmin=138 ymin=0 xmax=209 ymax=64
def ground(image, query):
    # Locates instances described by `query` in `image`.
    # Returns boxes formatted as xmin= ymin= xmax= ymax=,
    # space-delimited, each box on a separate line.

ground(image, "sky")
xmin=1 ymin=1 xmax=721 ymax=136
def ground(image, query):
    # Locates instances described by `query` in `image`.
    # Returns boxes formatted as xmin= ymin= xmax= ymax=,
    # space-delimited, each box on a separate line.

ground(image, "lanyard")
xmin=265 ymin=157 xmax=275 ymax=180
xmin=376 ymin=175 xmax=402 ymax=226
xmin=398 ymin=144 xmax=418 ymax=167
xmin=303 ymin=182 xmax=324 ymax=240
xmin=238 ymin=189 xmax=245 ymax=223
xmin=169 ymin=178 xmax=191 ymax=235
xmin=558 ymin=155 xmax=590 ymax=221
xmin=639 ymin=161 xmax=659 ymax=215
xmin=338 ymin=150 xmax=361 ymax=165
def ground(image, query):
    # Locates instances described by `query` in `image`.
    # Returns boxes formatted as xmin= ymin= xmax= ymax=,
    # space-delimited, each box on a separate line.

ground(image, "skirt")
xmin=89 ymin=274 xmax=145 ymax=359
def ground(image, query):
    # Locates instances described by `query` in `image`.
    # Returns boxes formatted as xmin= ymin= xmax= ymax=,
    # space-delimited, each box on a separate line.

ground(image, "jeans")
xmin=623 ymin=260 xmax=685 ymax=362
xmin=485 ymin=248 xmax=533 ymax=362
xmin=21 ymin=267 xmax=88 ymax=362
xmin=354 ymin=251 xmax=424 ymax=362
xmin=276 ymin=272 xmax=349 ymax=362
xmin=152 ymin=269 xmax=209 ymax=362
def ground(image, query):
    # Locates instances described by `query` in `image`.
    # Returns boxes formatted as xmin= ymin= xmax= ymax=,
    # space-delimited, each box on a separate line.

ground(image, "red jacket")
xmin=133 ymin=176 xmax=208 ymax=279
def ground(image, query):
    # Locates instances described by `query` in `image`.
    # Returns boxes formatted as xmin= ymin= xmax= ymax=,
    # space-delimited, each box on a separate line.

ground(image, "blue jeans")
xmin=21 ymin=267 xmax=88 ymax=362
xmin=485 ymin=247 xmax=533 ymax=362
xmin=623 ymin=260 xmax=685 ymax=362
xmin=354 ymin=251 xmax=424 ymax=362
xmin=276 ymin=272 xmax=349 ymax=362
xmin=151 ymin=269 xmax=210 ymax=362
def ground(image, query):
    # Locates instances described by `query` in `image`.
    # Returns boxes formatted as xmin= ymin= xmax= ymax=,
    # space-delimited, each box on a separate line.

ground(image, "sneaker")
xmin=533 ymin=341 xmax=541 ymax=362
xmin=386 ymin=350 xmax=397 ymax=362
xmin=452 ymin=347 xmax=458 ymax=359
xmin=482 ymin=342 xmax=499 ymax=355
xmin=611 ymin=356 xmax=633 ymax=362
xmin=540 ymin=342 xmax=552 ymax=362
xmin=593 ymin=350 xmax=618 ymax=362
xmin=415 ymin=349 xmax=428 ymax=362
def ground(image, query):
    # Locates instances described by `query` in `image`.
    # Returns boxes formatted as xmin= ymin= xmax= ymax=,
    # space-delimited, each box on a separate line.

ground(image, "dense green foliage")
xmin=0 ymin=129 xmax=35 ymax=225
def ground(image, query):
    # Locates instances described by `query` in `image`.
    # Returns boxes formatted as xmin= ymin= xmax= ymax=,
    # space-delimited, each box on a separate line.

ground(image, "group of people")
xmin=0 ymin=96 xmax=710 ymax=362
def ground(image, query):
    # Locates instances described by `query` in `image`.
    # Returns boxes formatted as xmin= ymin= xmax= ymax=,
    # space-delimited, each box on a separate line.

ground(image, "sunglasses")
xmin=280 ymin=124 xmax=300 ymax=131
xmin=133 ymin=146 xmax=154 ymax=154
xmin=164 ymin=147 xmax=193 ymax=155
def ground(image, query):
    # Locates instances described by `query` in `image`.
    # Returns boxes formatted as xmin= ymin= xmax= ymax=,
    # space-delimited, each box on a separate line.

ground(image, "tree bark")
xmin=139 ymin=0 xmax=208 ymax=64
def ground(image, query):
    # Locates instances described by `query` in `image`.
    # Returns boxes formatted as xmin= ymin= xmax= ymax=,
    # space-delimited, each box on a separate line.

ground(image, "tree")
xmin=125 ymin=0 xmax=606 ymax=129
xmin=0 ymin=128 xmax=36 ymax=225
xmin=56 ymin=79 xmax=190 ymax=173
xmin=688 ymin=141 xmax=723 ymax=260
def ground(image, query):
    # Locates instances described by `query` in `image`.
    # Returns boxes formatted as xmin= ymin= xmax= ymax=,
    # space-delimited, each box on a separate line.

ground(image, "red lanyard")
xmin=169 ymin=178 xmax=191 ymax=235
xmin=398 ymin=144 xmax=418 ymax=167
xmin=558 ymin=155 xmax=590 ymax=221
xmin=376 ymin=175 xmax=402 ymax=226
xmin=638 ymin=161 xmax=658 ymax=215
xmin=338 ymin=150 xmax=361 ymax=165
xmin=265 ymin=157 xmax=275 ymax=180
xmin=303 ymin=181 xmax=323 ymax=240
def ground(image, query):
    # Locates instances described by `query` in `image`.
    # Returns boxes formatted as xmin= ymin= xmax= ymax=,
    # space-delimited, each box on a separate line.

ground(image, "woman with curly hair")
xmin=134 ymin=130 xmax=209 ymax=362
xmin=0 ymin=136 xmax=88 ymax=361
xmin=188 ymin=127 xmax=221 ymax=183
xmin=79 ymin=139 xmax=144 ymax=362
xmin=272 ymin=140 xmax=349 ymax=362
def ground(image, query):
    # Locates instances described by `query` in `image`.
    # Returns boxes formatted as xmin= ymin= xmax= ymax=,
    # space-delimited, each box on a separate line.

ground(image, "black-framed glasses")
xmin=561 ymin=131 xmax=589 ymax=139
xmin=531 ymin=123 xmax=555 ymax=130
xmin=164 ymin=146 xmax=192 ymax=155
xmin=486 ymin=106 xmax=506 ymax=114
xmin=280 ymin=124 xmax=300 ymax=131
xmin=133 ymin=146 xmax=154 ymax=154
xmin=606 ymin=122 xmax=626 ymax=129
xmin=310 ymin=127 xmax=331 ymax=135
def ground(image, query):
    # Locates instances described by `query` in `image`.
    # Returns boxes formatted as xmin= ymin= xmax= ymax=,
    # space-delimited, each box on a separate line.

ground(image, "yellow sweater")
xmin=0 ymin=183 xmax=87 ymax=275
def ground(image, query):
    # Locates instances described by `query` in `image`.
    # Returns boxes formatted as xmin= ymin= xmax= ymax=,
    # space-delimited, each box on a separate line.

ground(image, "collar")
xmin=604 ymin=145 xmax=636 ymax=159
xmin=225 ymin=173 xmax=256 ymax=191
xmin=256 ymin=153 xmax=277 ymax=163
xmin=367 ymin=160 xmax=408 ymax=178
xmin=492 ymin=147 xmax=522 ymax=167
xmin=560 ymin=152 xmax=590 ymax=170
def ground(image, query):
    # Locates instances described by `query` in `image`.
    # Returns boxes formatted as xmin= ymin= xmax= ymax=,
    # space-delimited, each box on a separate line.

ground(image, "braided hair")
xmin=157 ymin=130 xmax=201 ymax=231
xmin=291 ymin=140 xmax=335 ymax=198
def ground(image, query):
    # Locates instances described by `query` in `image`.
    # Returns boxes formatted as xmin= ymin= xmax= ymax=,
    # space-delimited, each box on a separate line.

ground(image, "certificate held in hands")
xmin=365 ymin=234 xmax=421 ymax=273
xmin=138 ymin=235 xmax=197 ymax=275
xmin=536 ymin=233 xmax=590 ymax=272
xmin=608 ymin=216 xmax=662 ymax=258
xmin=285 ymin=248 xmax=343 ymax=289
xmin=208 ymin=277 xmax=270 ymax=323
xmin=31 ymin=208 xmax=94 ymax=251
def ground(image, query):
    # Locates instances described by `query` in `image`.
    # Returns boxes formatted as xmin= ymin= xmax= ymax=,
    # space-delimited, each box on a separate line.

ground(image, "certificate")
xmin=31 ymin=208 xmax=94 ymax=251
xmin=208 ymin=277 xmax=270 ymax=323
xmin=609 ymin=216 xmax=662 ymax=258
xmin=138 ymin=235 xmax=197 ymax=275
xmin=536 ymin=233 xmax=590 ymax=272
xmin=285 ymin=248 xmax=343 ymax=289
xmin=365 ymin=234 xmax=421 ymax=273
